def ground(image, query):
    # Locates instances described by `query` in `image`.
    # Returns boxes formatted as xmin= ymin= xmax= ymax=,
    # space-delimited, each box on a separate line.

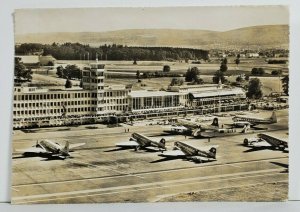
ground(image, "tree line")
xmin=15 ymin=43 xmax=209 ymax=61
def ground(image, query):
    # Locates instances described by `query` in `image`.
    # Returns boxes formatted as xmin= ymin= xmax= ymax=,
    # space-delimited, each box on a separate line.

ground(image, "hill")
xmin=15 ymin=25 xmax=289 ymax=49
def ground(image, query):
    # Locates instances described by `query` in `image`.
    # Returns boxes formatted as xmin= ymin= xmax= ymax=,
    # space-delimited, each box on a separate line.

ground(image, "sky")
xmin=14 ymin=6 xmax=289 ymax=34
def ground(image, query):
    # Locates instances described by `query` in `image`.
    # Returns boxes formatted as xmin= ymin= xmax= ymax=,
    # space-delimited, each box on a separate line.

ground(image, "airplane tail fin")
xmin=241 ymin=124 xmax=250 ymax=133
xmin=270 ymin=111 xmax=277 ymax=123
xmin=209 ymin=147 xmax=217 ymax=159
xmin=159 ymin=138 xmax=166 ymax=149
xmin=211 ymin=118 xmax=219 ymax=127
xmin=61 ymin=141 xmax=70 ymax=156
xmin=192 ymin=129 xmax=201 ymax=137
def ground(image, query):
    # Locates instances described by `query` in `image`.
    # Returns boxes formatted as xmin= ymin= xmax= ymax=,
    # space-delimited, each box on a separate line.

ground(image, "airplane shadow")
xmin=104 ymin=147 xmax=163 ymax=153
xmin=270 ymin=161 xmax=289 ymax=169
xmin=150 ymin=156 xmax=212 ymax=164
xmin=243 ymin=147 xmax=289 ymax=153
xmin=12 ymin=152 xmax=68 ymax=161
xmin=148 ymin=133 xmax=171 ymax=137
xmin=150 ymin=157 xmax=182 ymax=163
xmin=270 ymin=161 xmax=289 ymax=173
xmin=252 ymin=126 xmax=269 ymax=130
xmin=104 ymin=147 xmax=132 ymax=152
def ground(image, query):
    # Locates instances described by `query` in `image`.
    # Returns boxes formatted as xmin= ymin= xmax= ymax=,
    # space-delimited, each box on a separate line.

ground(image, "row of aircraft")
xmin=164 ymin=111 xmax=277 ymax=138
xmin=15 ymin=111 xmax=286 ymax=162
xmin=15 ymin=130 xmax=287 ymax=163
xmin=115 ymin=132 xmax=218 ymax=163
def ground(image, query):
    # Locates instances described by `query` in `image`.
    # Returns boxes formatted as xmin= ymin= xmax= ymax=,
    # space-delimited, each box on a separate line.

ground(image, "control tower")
xmin=82 ymin=63 xmax=105 ymax=114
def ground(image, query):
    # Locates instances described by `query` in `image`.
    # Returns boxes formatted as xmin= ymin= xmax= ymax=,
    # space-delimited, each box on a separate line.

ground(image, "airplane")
xmin=158 ymin=141 xmax=218 ymax=163
xmin=232 ymin=111 xmax=277 ymax=127
xmin=199 ymin=124 xmax=250 ymax=138
xmin=164 ymin=118 xmax=219 ymax=137
xmin=243 ymin=133 xmax=288 ymax=151
xmin=15 ymin=139 xmax=85 ymax=159
xmin=115 ymin=132 xmax=169 ymax=151
xmin=163 ymin=125 xmax=192 ymax=135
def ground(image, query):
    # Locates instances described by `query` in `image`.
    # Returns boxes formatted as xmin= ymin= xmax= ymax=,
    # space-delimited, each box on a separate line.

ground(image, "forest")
xmin=15 ymin=43 xmax=209 ymax=61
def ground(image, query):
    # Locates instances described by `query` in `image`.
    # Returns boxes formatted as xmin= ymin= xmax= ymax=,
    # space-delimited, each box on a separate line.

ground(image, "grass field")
xmin=32 ymin=58 xmax=286 ymax=95
xmin=56 ymin=58 xmax=288 ymax=75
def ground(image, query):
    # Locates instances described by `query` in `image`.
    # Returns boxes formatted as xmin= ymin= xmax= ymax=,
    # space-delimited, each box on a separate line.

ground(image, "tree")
xmin=212 ymin=70 xmax=225 ymax=84
xmin=79 ymin=79 xmax=83 ymax=88
xmin=63 ymin=65 xmax=81 ymax=79
xmin=258 ymin=68 xmax=265 ymax=75
xmin=271 ymin=70 xmax=282 ymax=76
xmin=47 ymin=61 xmax=54 ymax=66
xmin=281 ymin=75 xmax=289 ymax=95
xmin=65 ymin=79 xmax=72 ymax=88
xmin=143 ymin=72 xmax=149 ymax=79
xmin=246 ymin=78 xmax=263 ymax=99
xmin=163 ymin=65 xmax=171 ymax=72
xmin=245 ymin=75 xmax=250 ymax=81
xmin=56 ymin=65 xmax=64 ymax=78
xmin=251 ymin=67 xmax=265 ymax=76
xmin=185 ymin=67 xmax=200 ymax=82
xmin=220 ymin=58 xmax=228 ymax=72
xmin=136 ymin=70 xmax=140 ymax=79
xmin=14 ymin=57 xmax=33 ymax=82
xmin=133 ymin=58 xmax=137 ymax=65
xmin=194 ymin=77 xmax=204 ymax=84
xmin=235 ymin=54 xmax=240 ymax=67
xmin=236 ymin=76 xmax=243 ymax=83
xmin=170 ymin=78 xmax=184 ymax=86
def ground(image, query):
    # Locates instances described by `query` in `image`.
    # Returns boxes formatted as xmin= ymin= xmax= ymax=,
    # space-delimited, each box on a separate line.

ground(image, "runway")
xmin=11 ymin=109 xmax=289 ymax=203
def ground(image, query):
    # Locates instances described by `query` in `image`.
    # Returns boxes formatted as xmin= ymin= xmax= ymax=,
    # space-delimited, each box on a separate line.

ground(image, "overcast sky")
xmin=15 ymin=6 xmax=289 ymax=34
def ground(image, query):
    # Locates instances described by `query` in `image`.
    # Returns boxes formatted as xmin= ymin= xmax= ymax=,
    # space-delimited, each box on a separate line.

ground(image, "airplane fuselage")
xmin=132 ymin=133 xmax=166 ymax=150
xmin=233 ymin=121 xmax=252 ymax=127
xmin=233 ymin=117 xmax=273 ymax=125
xmin=175 ymin=141 xmax=216 ymax=159
xmin=164 ymin=126 xmax=191 ymax=135
xmin=199 ymin=128 xmax=237 ymax=138
xmin=232 ymin=111 xmax=277 ymax=126
xmin=39 ymin=139 xmax=62 ymax=154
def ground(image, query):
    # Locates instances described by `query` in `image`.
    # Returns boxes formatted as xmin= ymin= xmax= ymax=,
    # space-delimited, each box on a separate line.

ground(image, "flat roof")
xmin=190 ymin=88 xmax=245 ymax=98
xmin=130 ymin=90 xmax=183 ymax=98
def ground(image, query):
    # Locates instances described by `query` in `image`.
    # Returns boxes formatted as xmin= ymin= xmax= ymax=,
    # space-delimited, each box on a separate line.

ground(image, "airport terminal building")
xmin=13 ymin=63 xmax=247 ymax=129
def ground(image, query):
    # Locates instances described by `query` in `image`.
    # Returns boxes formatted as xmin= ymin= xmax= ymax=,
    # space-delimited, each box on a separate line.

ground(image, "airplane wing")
xmin=249 ymin=140 xmax=272 ymax=148
xmin=115 ymin=140 xmax=139 ymax=148
xmin=160 ymin=149 xmax=186 ymax=157
xmin=198 ymin=145 xmax=219 ymax=152
xmin=15 ymin=147 xmax=49 ymax=154
xmin=151 ymin=136 xmax=174 ymax=142
xmin=191 ymin=155 xmax=217 ymax=162
xmin=69 ymin=143 xmax=86 ymax=149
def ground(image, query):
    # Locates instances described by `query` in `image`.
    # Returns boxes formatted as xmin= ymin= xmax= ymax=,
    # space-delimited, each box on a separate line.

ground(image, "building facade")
xmin=12 ymin=63 xmax=247 ymax=129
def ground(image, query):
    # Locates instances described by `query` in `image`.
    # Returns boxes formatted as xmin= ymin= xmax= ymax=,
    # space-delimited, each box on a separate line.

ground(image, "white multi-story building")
xmin=12 ymin=63 xmax=247 ymax=129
